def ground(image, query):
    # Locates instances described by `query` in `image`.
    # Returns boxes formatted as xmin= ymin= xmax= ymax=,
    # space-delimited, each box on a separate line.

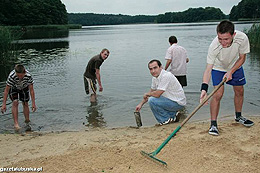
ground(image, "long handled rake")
xmin=141 ymin=78 xmax=226 ymax=166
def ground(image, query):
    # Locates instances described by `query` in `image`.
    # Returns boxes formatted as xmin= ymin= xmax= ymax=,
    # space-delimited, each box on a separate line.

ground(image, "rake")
xmin=141 ymin=78 xmax=226 ymax=166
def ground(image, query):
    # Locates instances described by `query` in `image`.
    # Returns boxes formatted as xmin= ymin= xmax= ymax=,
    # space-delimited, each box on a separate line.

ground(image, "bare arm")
xmin=135 ymin=89 xmax=164 ymax=111
xmin=95 ymin=69 xmax=103 ymax=92
xmin=202 ymin=64 xmax=213 ymax=84
xmin=165 ymin=59 xmax=172 ymax=70
xmin=28 ymin=84 xmax=37 ymax=112
xmin=145 ymin=90 xmax=164 ymax=98
xmin=1 ymin=85 xmax=10 ymax=113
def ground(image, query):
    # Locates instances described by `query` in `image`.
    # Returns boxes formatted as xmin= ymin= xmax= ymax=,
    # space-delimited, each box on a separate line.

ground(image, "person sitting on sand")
xmin=135 ymin=59 xmax=186 ymax=125
xmin=1 ymin=64 xmax=36 ymax=131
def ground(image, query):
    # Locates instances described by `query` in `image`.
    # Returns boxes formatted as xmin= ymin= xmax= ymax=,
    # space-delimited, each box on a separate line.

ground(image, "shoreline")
xmin=0 ymin=115 xmax=259 ymax=173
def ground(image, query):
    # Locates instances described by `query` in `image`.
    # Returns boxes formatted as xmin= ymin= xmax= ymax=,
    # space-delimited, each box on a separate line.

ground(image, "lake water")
xmin=0 ymin=22 xmax=260 ymax=133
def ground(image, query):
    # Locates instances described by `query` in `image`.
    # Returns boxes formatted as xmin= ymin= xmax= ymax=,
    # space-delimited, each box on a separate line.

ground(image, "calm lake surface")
xmin=0 ymin=22 xmax=260 ymax=133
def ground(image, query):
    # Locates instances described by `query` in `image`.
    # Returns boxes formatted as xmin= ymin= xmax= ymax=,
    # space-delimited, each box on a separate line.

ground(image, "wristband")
xmin=201 ymin=83 xmax=208 ymax=92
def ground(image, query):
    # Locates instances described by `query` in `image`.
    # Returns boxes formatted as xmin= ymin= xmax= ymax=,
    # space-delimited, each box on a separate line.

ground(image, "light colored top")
xmin=165 ymin=44 xmax=188 ymax=76
xmin=151 ymin=69 xmax=186 ymax=106
xmin=207 ymin=30 xmax=250 ymax=72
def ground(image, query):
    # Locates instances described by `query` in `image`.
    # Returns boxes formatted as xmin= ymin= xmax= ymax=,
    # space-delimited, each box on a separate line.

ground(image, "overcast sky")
xmin=60 ymin=0 xmax=241 ymax=15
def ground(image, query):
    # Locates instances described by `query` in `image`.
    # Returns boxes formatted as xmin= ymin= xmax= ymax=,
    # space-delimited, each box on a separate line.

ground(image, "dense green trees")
xmin=68 ymin=7 xmax=226 ymax=26
xmin=0 ymin=0 xmax=67 ymax=25
xmin=156 ymin=7 xmax=226 ymax=23
xmin=68 ymin=13 xmax=156 ymax=26
xmin=1 ymin=0 xmax=259 ymax=26
xmin=230 ymin=0 xmax=260 ymax=20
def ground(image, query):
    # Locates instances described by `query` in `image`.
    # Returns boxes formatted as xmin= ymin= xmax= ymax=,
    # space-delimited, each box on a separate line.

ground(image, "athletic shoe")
xmin=159 ymin=118 xmax=174 ymax=126
xmin=209 ymin=125 xmax=219 ymax=136
xmin=173 ymin=111 xmax=180 ymax=122
xmin=235 ymin=116 xmax=254 ymax=127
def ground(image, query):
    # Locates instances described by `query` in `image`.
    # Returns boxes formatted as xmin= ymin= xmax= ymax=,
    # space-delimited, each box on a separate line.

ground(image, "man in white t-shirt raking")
xmin=165 ymin=36 xmax=189 ymax=87
xmin=200 ymin=20 xmax=254 ymax=136
xmin=136 ymin=59 xmax=186 ymax=125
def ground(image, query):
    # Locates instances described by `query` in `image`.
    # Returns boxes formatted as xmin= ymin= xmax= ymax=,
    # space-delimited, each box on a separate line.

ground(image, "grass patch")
xmin=245 ymin=23 xmax=260 ymax=48
xmin=0 ymin=27 xmax=19 ymax=65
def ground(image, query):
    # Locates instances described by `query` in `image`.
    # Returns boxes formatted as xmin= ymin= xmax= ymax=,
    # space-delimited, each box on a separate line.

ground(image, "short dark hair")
xmin=101 ymin=48 xmax=109 ymax=54
xmin=169 ymin=36 xmax=178 ymax=44
xmin=148 ymin=59 xmax=162 ymax=68
xmin=217 ymin=20 xmax=235 ymax=35
xmin=14 ymin=64 xmax=25 ymax=73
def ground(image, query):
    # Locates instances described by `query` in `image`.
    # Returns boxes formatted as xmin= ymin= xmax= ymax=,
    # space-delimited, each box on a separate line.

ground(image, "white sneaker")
xmin=159 ymin=118 xmax=173 ymax=126
xmin=235 ymin=116 xmax=254 ymax=127
xmin=173 ymin=111 xmax=180 ymax=122
xmin=209 ymin=125 xmax=219 ymax=136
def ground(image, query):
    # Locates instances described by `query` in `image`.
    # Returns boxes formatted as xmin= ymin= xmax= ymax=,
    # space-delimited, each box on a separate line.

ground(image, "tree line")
xmin=68 ymin=0 xmax=260 ymax=26
xmin=156 ymin=7 xmax=226 ymax=23
xmin=229 ymin=0 xmax=260 ymax=20
xmin=68 ymin=7 xmax=226 ymax=26
xmin=0 ymin=0 xmax=259 ymax=26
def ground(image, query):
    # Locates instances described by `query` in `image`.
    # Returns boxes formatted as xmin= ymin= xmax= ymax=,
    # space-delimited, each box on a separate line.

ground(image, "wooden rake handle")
xmin=181 ymin=77 xmax=227 ymax=127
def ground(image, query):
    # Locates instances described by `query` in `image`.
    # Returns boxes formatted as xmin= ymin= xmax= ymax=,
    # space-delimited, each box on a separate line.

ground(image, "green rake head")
xmin=140 ymin=150 xmax=167 ymax=166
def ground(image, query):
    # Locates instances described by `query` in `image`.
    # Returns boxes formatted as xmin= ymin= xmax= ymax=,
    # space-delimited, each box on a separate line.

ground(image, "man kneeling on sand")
xmin=135 ymin=59 xmax=186 ymax=125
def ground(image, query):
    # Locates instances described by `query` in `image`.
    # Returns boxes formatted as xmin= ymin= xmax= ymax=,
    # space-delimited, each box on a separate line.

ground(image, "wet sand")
xmin=0 ymin=115 xmax=259 ymax=173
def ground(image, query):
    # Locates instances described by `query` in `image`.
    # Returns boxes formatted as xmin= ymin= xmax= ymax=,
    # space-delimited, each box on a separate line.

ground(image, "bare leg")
xmin=90 ymin=94 xmax=97 ymax=103
xmin=22 ymin=102 xmax=30 ymax=123
xmin=233 ymin=86 xmax=244 ymax=112
xmin=12 ymin=100 xmax=20 ymax=129
xmin=210 ymin=85 xmax=224 ymax=121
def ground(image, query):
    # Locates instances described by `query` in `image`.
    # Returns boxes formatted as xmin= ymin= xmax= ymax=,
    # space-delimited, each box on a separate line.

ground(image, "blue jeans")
xmin=148 ymin=96 xmax=184 ymax=123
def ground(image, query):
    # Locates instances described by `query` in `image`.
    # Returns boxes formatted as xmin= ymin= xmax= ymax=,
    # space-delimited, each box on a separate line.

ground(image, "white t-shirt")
xmin=151 ymin=69 xmax=186 ymax=106
xmin=165 ymin=44 xmax=188 ymax=76
xmin=207 ymin=30 xmax=250 ymax=72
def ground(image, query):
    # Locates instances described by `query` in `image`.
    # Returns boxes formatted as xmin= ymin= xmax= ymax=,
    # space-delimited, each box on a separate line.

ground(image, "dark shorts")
xmin=212 ymin=67 xmax=246 ymax=86
xmin=175 ymin=75 xmax=187 ymax=87
xmin=9 ymin=86 xmax=30 ymax=102
xmin=84 ymin=76 xmax=97 ymax=95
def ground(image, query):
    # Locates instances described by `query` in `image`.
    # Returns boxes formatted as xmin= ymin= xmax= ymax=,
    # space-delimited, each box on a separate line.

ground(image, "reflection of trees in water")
xmin=0 ymin=40 xmax=69 ymax=83
xmin=0 ymin=65 xmax=13 ymax=82
xmin=14 ymin=41 xmax=69 ymax=51
xmin=86 ymin=102 xmax=106 ymax=128
xmin=249 ymin=48 xmax=260 ymax=69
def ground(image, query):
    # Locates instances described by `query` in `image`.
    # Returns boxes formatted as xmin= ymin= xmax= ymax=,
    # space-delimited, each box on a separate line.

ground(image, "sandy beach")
xmin=0 ymin=115 xmax=259 ymax=173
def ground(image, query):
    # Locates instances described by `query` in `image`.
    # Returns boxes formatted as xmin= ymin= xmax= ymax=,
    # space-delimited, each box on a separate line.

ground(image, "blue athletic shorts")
xmin=211 ymin=67 xmax=246 ymax=86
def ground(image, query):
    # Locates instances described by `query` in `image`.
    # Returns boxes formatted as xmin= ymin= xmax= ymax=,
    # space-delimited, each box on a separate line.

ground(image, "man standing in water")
xmin=136 ymin=59 xmax=186 ymax=125
xmin=200 ymin=20 xmax=254 ymax=136
xmin=1 ymin=64 xmax=36 ymax=131
xmin=165 ymin=36 xmax=189 ymax=87
xmin=84 ymin=48 xmax=109 ymax=102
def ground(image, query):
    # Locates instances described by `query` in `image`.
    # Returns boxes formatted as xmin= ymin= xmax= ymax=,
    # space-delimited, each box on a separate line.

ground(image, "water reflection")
xmin=21 ymin=28 xmax=69 ymax=39
xmin=0 ymin=65 xmax=13 ymax=82
xmin=85 ymin=102 xmax=107 ymax=127
xmin=249 ymin=47 xmax=260 ymax=69
xmin=14 ymin=41 xmax=69 ymax=51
